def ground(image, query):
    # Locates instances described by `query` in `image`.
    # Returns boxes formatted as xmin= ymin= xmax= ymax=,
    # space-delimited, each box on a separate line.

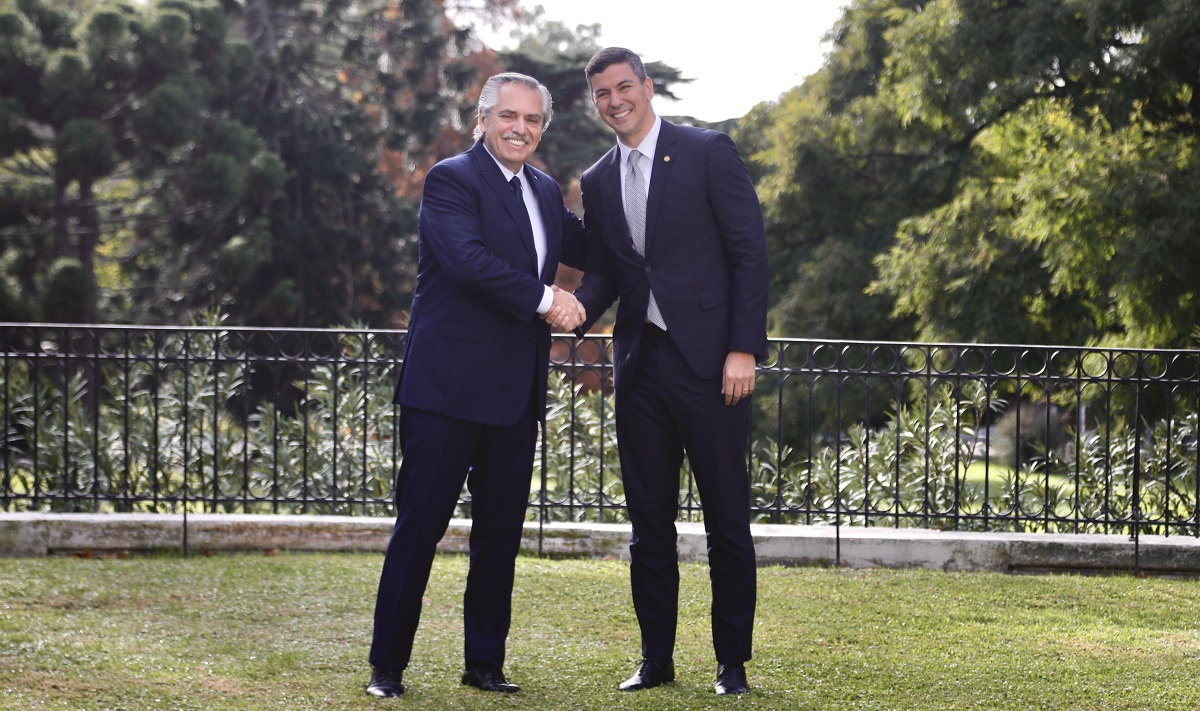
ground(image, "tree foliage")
xmin=0 ymin=0 xmax=516 ymax=327
xmin=750 ymin=0 xmax=1200 ymax=348
xmin=0 ymin=0 xmax=699 ymax=327
xmin=1 ymin=0 xmax=284 ymax=323
xmin=219 ymin=0 xmax=489 ymax=326
xmin=739 ymin=0 xmax=951 ymax=342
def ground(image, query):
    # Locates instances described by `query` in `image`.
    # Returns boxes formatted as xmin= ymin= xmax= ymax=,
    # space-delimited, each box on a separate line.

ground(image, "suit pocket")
xmin=696 ymin=287 xmax=728 ymax=310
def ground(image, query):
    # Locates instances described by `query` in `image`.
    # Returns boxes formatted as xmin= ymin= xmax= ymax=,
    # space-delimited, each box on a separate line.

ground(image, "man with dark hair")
xmin=365 ymin=72 xmax=586 ymax=698
xmin=573 ymin=46 xmax=769 ymax=696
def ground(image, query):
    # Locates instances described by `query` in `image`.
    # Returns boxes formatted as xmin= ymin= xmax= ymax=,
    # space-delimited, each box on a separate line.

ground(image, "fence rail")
xmin=2 ymin=323 xmax=1198 ymax=539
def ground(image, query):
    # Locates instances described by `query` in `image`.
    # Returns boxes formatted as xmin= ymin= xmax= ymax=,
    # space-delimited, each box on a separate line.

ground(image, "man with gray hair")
xmin=365 ymin=72 xmax=586 ymax=698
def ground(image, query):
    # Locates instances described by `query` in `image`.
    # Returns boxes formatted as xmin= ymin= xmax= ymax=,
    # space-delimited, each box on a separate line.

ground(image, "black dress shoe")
xmin=714 ymin=662 xmax=750 ymax=695
xmin=462 ymin=665 xmax=520 ymax=693
xmin=619 ymin=658 xmax=675 ymax=691
xmin=365 ymin=667 xmax=405 ymax=697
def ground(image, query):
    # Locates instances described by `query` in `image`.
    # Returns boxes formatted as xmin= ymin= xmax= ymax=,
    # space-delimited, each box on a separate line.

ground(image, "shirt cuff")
xmin=536 ymin=286 xmax=554 ymax=315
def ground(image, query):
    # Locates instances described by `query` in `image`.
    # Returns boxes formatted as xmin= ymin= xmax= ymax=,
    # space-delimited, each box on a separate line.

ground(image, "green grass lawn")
xmin=2 ymin=552 xmax=1199 ymax=710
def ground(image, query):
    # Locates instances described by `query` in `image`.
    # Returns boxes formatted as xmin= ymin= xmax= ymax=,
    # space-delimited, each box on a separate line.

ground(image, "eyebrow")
xmin=497 ymin=109 xmax=544 ymax=119
xmin=594 ymin=80 xmax=634 ymax=96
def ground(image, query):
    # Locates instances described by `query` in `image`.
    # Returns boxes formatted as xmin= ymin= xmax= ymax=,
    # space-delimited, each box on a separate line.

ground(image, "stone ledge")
xmin=3 ymin=512 xmax=1199 ymax=573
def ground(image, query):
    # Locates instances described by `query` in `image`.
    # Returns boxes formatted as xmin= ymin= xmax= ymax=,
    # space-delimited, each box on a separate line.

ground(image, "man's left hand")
xmin=722 ymin=351 xmax=756 ymax=406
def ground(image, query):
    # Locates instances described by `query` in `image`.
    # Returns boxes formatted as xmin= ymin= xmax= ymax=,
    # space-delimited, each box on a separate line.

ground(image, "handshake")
xmin=542 ymin=285 xmax=587 ymax=332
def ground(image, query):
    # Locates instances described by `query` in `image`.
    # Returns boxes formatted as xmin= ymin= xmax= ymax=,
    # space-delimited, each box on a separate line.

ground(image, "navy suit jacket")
xmin=394 ymin=141 xmax=584 ymax=426
xmin=575 ymin=120 xmax=769 ymax=388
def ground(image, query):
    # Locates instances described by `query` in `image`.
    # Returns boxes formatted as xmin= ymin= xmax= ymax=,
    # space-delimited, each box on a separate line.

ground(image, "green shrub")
xmin=3 ymin=329 xmax=1197 ymax=536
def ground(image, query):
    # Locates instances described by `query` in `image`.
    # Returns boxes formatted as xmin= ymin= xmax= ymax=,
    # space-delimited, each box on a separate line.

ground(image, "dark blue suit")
xmin=369 ymin=140 xmax=583 ymax=673
xmin=575 ymin=120 xmax=768 ymax=665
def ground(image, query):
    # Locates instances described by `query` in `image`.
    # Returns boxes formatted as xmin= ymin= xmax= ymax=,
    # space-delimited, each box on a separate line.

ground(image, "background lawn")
xmin=1 ymin=552 xmax=1198 ymax=710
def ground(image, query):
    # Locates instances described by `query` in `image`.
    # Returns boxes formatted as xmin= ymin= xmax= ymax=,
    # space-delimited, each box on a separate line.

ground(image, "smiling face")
xmin=477 ymin=82 xmax=546 ymax=174
xmin=589 ymin=61 xmax=656 ymax=147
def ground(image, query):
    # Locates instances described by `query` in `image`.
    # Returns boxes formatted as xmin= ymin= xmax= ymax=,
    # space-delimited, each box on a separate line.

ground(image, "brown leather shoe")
xmin=365 ymin=667 xmax=405 ymax=697
xmin=462 ymin=665 xmax=520 ymax=693
xmin=619 ymin=658 xmax=675 ymax=691
xmin=714 ymin=662 xmax=750 ymax=695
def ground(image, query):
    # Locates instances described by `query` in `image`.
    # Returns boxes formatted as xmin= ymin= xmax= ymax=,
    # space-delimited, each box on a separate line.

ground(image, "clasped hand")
xmin=543 ymin=285 xmax=586 ymax=332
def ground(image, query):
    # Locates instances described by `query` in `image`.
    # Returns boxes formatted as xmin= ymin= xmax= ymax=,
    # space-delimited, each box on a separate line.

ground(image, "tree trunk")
xmin=53 ymin=176 xmax=70 ymax=260
xmin=76 ymin=178 xmax=99 ymax=324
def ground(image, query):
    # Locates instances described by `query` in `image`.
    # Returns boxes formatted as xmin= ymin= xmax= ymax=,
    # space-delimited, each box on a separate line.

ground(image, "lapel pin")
xmin=663 ymin=155 xmax=670 ymax=162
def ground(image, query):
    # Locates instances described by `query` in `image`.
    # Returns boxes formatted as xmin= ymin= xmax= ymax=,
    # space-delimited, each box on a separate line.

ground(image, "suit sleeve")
xmin=707 ymin=132 xmax=769 ymax=359
xmin=572 ymin=178 xmax=620 ymax=333
xmin=419 ymin=162 xmax=546 ymax=317
xmin=558 ymin=201 xmax=586 ymax=271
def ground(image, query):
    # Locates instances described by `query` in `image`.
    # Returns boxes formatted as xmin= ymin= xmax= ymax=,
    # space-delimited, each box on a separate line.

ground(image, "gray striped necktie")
xmin=625 ymin=150 xmax=665 ymax=329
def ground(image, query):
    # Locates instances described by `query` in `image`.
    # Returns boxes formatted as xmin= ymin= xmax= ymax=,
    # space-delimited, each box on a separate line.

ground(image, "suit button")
xmin=644 ymin=266 xmax=652 ymax=273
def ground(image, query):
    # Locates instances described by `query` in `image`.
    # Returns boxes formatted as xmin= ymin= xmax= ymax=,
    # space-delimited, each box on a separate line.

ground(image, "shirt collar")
xmin=618 ymin=116 xmax=662 ymax=164
xmin=482 ymin=142 xmax=525 ymax=185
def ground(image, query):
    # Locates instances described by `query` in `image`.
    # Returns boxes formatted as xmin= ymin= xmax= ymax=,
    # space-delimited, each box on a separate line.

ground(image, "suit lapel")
xmin=471 ymin=143 xmax=538 ymax=271
xmin=644 ymin=120 xmax=676 ymax=255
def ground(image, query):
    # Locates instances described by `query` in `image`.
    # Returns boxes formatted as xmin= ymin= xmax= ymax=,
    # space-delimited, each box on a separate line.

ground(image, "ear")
xmin=642 ymin=76 xmax=655 ymax=100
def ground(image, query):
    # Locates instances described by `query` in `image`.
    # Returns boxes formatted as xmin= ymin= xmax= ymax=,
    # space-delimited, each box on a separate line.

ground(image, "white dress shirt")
xmin=484 ymin=148 xmax=554 ymax=314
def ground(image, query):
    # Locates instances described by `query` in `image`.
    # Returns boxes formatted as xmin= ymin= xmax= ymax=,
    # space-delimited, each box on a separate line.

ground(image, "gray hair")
xmin=473 ymin=72 xmax=553 ymax=140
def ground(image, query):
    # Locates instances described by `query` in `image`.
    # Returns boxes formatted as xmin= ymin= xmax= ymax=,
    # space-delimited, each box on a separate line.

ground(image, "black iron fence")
xmin=2 ymin=323 xmax=1198 ymax=538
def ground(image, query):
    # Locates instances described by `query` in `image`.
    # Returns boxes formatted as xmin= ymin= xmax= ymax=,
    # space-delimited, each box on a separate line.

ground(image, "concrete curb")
xmin=3 ymin=512 xmax=1200 ymax=573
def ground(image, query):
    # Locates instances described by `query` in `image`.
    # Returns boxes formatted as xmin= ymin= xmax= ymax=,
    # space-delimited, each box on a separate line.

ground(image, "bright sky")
xmin=469 ymin=0 xmax=850 ymax=123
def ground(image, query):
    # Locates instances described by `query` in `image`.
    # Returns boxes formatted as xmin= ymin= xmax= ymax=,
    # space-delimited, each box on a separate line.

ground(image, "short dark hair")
xmin=584 ymin=47 xmax=647 ymax=87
